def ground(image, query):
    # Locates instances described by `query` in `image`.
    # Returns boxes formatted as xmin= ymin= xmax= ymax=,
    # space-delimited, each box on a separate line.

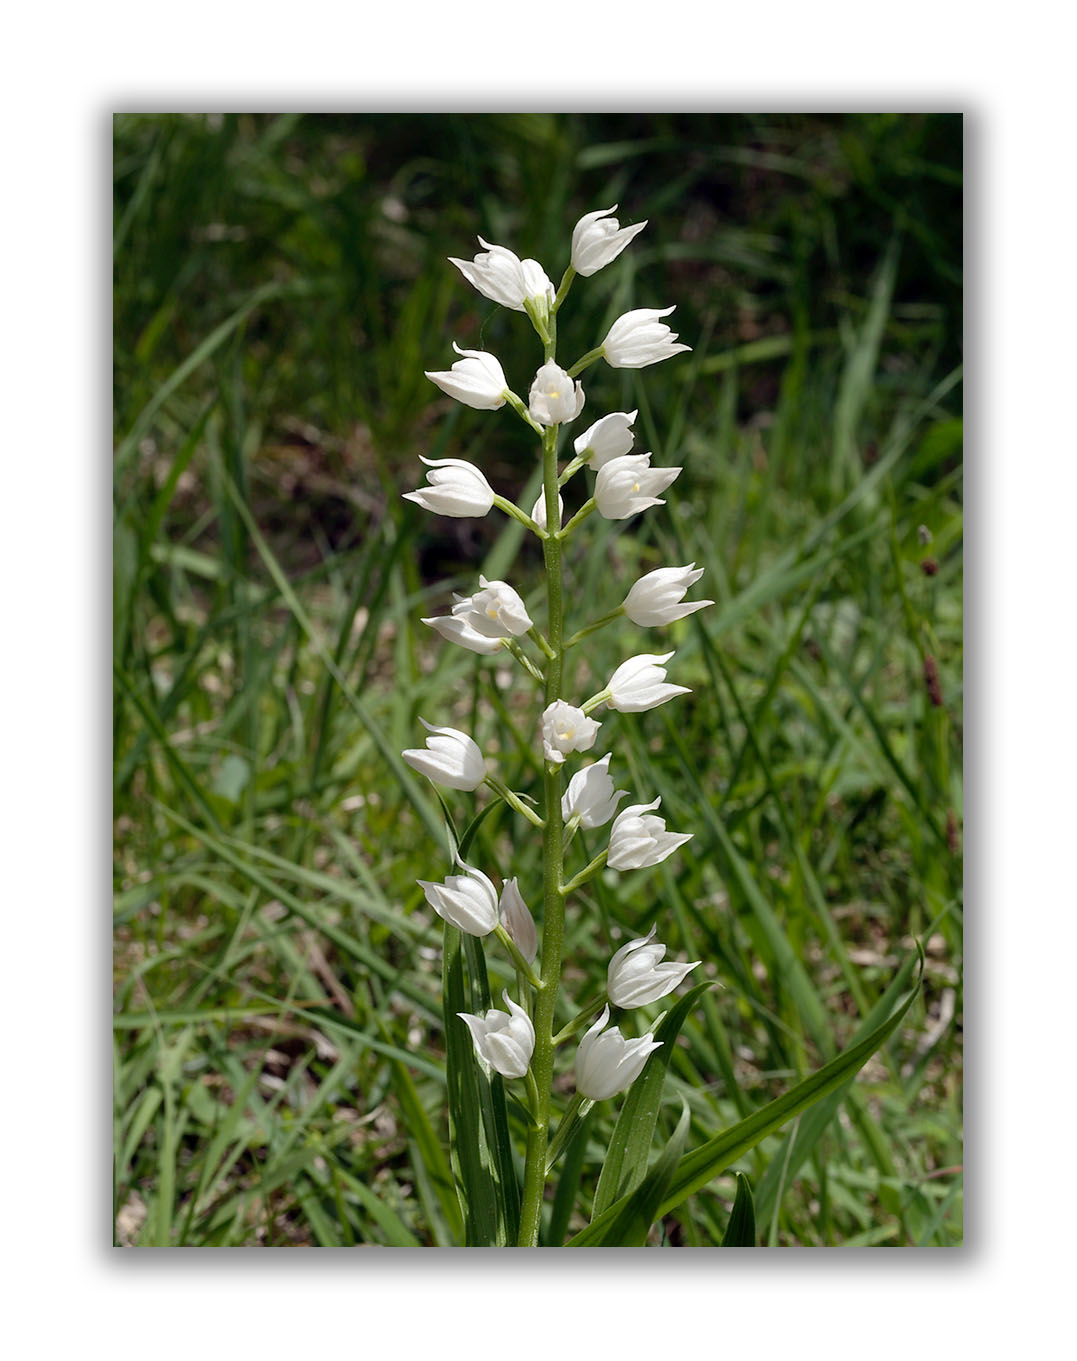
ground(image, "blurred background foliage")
xmin=113 ymin=112 xmax=962 ymax=1247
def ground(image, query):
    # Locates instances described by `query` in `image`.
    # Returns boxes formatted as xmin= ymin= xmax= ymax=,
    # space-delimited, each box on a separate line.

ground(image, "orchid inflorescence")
xmin=401 ymin=205 xmax=713 ymax=1245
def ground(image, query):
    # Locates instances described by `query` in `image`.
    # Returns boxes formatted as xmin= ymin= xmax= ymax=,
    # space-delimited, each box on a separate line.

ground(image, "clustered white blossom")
xmin=401 ymin=205 xmax=711 ymax=1103
xmin=448 ymin=238 xmax=554 ymax=314
xmin=403 ymin=455 xmax=495 ymax=517
xmin=623 ymin=563 xmax=714 ymax=627
xmin=541 ymin=699 xmax=601 ymax=765
xmin=574 ymin=409 xmax=638 ymax=469
xmin=606 ymin=799 xmax=693 ymax=872
xmin=402 ymin=720 xmax=486 ymax=791
xmin=528 ymin=361 xmax=585 ymax=427
xmin=594 ymin=453 xmax=682 ymax=520
xmin=452 ymin=575 xmax=533 ymax=639
xmin=458 ymin=993 xmax=536 ymax=1079
xmin=575 ymin=1004 xmax=663 ymax=1100
xmin=417 ymin=860 xmax=500 ymax=936
xmin=561 ymin=754 xmax=626 ymax=829
xmin=604 ymin=651 xmax=691 ymax=713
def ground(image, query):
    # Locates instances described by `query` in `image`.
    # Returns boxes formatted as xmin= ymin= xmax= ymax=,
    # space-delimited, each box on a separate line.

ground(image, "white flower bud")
xmin=541 ymin=700 xmax=601 ymax=765
xmin=561 ymin=753 xmax=626 ymax=830
xmin=403 ymin=455 xmax=495 ymax=518
xmin=574 ymin=1005 xmax=662 ymax=1100
xmin=499 ymin=878 xmax=538 ymax=965
xmin=422 ymin=614 xmax=506 ymax=655
xmin=402 ymin=719 xmax=486 ymax=791
xmin=594 ymin=453 xmax=681 ymax=520
xmin=424 ymin=342 xmax=508 ymax=410
xmin=573 ymin=409 xmax=638 ymax=470
xmin=601 ymin=307 xmax=691 ymax=369
xmin=418 ymin=862 xmax=499 ymax=936
xmin=448 ymin=238 xmax=554 ymax=314
xmin=606 ymin=651 xmax=690 ymax=712
xmin=607 ymin=799 xmax=693 ymax=872
xmin=570 ymin=205 xmax=648 ymax=277
xmin=607 ymin=926 xmax=700 ymax=1008
xmin=458 ymin=992 xmax=536 ymax=1079
xmin=623 ymin=564 xmax=714 ymax=627
xmin=528 ymin=361 xmax=585 ymax=427
xmin=452 ymin=575 xmax=533 ymax=639
xmin=530 ymin=489 xmax=564 ymax=531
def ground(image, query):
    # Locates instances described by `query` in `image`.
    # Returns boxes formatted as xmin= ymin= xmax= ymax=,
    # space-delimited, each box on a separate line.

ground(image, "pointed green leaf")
xmin=720 ymin=1174 xmax=756 ymax=1246
xmin=570 ymin=1103 xmax=691 ymax=1247
xmin=458 ymin=799 xmax=503 ymax=862
xmin=545 ymin=1105 xmax=594 ymax=1247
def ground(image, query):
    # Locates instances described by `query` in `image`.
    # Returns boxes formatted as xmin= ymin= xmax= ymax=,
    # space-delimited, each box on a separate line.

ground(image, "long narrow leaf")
xmin=753 ymin=942 xmax=925 ymax=1227
xmin=442 ymin=924 xmax=500 ymax=1246
xmin=570 ymin=948 xmax=922 ymax=1243
xmin=462 ymin=935 xmax=520 ymax=1245
xmin=383 ymin=1048 xmax=464 ymax=1246
xmin=720 ymin=1174 xmax=756 ymax=1246
xmin=569 ymin=1103 xmax=691 ymax=1247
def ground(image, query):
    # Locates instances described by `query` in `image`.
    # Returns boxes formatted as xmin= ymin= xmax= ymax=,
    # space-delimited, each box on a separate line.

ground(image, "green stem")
xmin=524 ymin=1066 xmax=542 ymax=1124
xmin=552 ymin=991 xmax=608 ymax=1047
xmin=491 ymin=492 xmax=545 ymax=538
xmin=551 ymin=265 xmax=576 ymax=316
xmin=581 ymin=687 xmax=611 ymax=716
xmin=518 ymin=422 xmax=567 ymax=1248
xmin=504 ymin=639 xmax=544 ymax=683
xmin=557 ymin=454 xmax=587 ymax=488
xmin=494 ymin=924 xmax=543 ymax=991
xmin=567 ymin=346 xmax=604 ymax=379
xmin=544 ymin=1092 xmax=593 ymax=1174
xmin=484 ymin=775 xmax=545 ymax=830
xmin=528 ymin=625 xmax=556 ymax=660
xmin=564 ymin=608 xmax=624 ymax=650
xmin=504 ymin=390 xmax=545 ymax=436
xmin=557 ymin=497 xmax=596 ymax=540
xmin=561 ymin=850 xmax=608 ymax=896
xmin=523 ymin=296 xmax=553 ymax=349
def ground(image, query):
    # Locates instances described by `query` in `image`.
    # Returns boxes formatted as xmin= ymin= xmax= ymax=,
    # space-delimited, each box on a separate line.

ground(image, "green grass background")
xmin=113 ymin=111 xmax=962 ymax=1247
